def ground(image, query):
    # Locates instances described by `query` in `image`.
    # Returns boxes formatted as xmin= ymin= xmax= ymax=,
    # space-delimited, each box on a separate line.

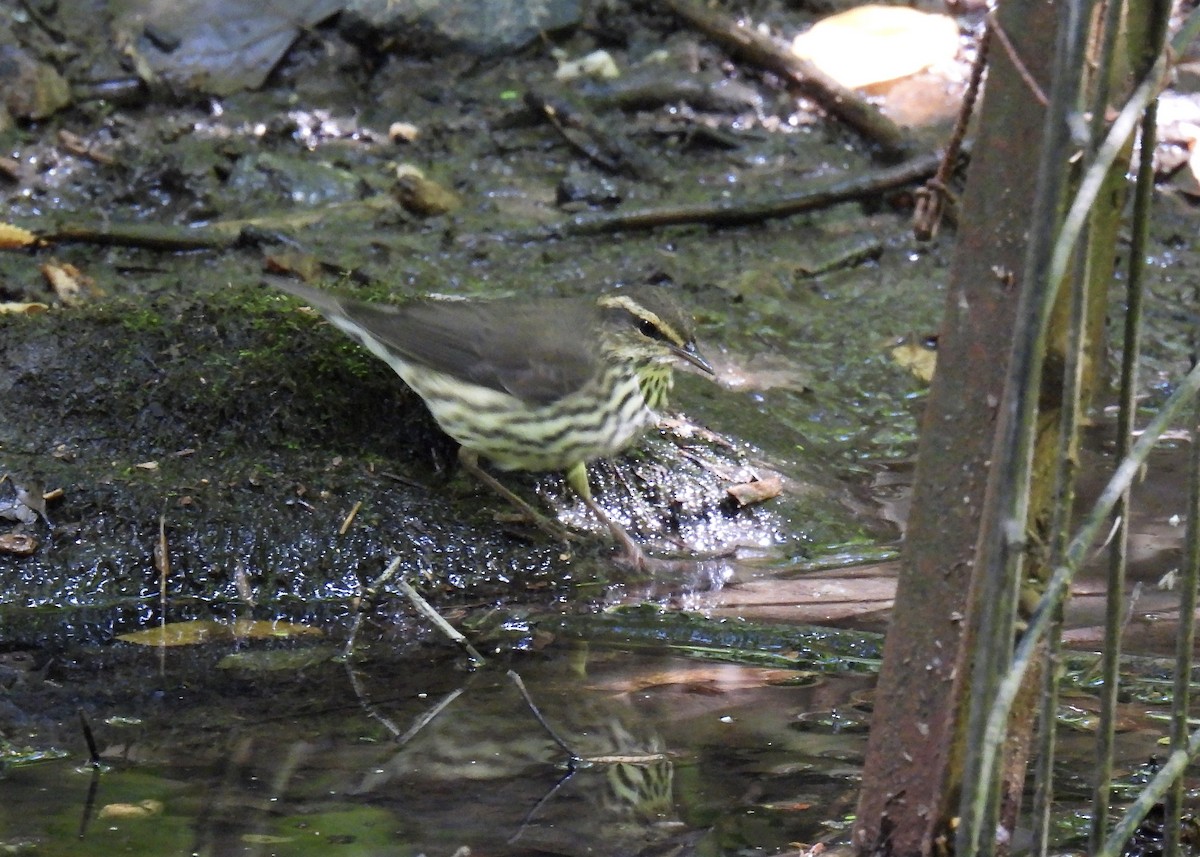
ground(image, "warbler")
xmin=265 ymin=276 xmax=713 ymax=568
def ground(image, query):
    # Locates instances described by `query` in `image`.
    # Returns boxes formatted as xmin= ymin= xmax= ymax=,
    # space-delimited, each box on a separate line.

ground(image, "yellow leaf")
xmin=41 ymin=260 xmax=95 ymax=306
xmin=98 ymin=800 xmax=164 ymax=819
xmin=227 ymin=618 xmax=323 ymax=640
xmin=116 ymin=618 xmax=322 ymax=647
xmin=116 ymin=620 xmax=231 ymax=646
xmin=891 ymin=342 xmax=937 ymax=382
xmin=0 ymin=301 xmax=49 ymax=315
xmin=0 ymin=223 xmax=39 ymax=249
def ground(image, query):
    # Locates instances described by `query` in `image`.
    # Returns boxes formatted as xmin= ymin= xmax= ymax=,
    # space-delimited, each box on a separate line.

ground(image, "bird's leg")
xmin=457 ymin=449 xmax=578 ymax=543
xmin=565 ymin=462 xmax=648 ymax=571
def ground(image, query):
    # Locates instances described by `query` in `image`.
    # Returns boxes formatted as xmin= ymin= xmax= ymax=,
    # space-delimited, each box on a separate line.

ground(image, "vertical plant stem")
xmin=1166 ymin=393 xmax=1200 ymax=857
xmin=1092 ymin=1 xmax=1171 ymax=847
xmin=956 ymin=2 xmax=1093 ymax=853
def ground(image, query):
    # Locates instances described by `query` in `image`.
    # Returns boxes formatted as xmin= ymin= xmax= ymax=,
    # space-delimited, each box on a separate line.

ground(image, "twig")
xmin=913 ymin=25 xmax=990 ymax=240
xmin=338 ymin=500 xmax=362 ymax=536
xmin=78 ymin=708 xmax=101 ymax=768
xmin=394 ymin=686 xmax=467 ymax=746
xmin=506 ymin=669 xmax=581 ymax=761
xmin=509 ymin=768 xmax=577 ymax=846
xmin=346 ymin=555 xmax=486 ymax=664
xmin=662 ymin=0 xmax=909 ymax=158
xmin=988 ymin=12 xmax=1048 ymax=106
xmin=504 ymin=668 xmax=672 ymax=767
xmin=396 ymin=576 xmax=487 ymax=665
xmin=552 ymin=150 xmax=945 ymax=237
xmin=156 ymin=513 xmax=168 ymax=622
xmin=342 ymin=657 xmax=405 ymax=739
xmin=525 ymin=88 xmax=660 ymax=181
xmin=38 ymin=195 xmax=397 ymax=251
xmin=343 ymin=554 xmax=405 ymax=660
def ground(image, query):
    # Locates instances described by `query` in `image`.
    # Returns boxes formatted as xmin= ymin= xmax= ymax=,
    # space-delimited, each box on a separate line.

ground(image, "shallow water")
xmin=0 ymin=633 xmax=878 ymax=856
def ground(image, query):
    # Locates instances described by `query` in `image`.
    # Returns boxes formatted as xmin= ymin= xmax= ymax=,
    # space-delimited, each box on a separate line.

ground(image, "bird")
xmin=264 ymin=276 xmax=714 ymax=569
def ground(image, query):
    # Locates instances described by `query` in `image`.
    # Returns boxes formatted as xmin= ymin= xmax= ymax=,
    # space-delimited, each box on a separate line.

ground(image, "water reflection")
xmin=0 ymin=635 xmax=871 ymax=856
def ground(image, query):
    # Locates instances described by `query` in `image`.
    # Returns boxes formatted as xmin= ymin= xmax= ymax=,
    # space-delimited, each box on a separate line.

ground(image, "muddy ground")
xmin=0 ymin=1 xmax=972 ymax=639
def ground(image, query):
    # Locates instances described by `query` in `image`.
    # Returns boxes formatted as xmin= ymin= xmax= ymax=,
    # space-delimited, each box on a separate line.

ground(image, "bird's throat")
xmin=637 ymin=364 xmax=674 ymax=411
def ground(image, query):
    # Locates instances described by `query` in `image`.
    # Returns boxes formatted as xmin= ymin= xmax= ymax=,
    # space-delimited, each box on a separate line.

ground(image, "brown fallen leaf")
xmin=727 ymin=474 xmax=783 ymax=507
xmin=0 ymin=532 xmax=38 ymax=556
xmin=56 ymin=128 xmax=115 ymax=165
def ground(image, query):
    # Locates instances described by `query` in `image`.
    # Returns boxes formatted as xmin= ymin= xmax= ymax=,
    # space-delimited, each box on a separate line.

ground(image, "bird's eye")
xmin=637 ymin=318 xmax=661 ymax=339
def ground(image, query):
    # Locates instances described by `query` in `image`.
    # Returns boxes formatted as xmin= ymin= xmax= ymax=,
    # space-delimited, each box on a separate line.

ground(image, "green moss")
xmin=118 ymin=304 xmax=166 ymax=333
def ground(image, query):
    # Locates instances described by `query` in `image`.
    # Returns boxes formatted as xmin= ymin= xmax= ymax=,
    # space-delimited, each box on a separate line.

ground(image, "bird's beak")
xmin=673 ymin=341 xmax=714 ymax=375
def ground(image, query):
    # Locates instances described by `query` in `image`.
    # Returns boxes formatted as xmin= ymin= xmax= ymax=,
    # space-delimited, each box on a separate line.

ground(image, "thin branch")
xmin=396 ymin=576 xmax=487 ymax=666
xmin=552 ymin=151 xmax=945 ymax=237
xmin=661 ymin=0 xmax=910 ymax=158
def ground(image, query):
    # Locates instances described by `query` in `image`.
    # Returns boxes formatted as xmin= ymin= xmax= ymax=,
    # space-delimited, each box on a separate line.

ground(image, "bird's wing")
xmin=267 ymin=278 xmax=598 ymax=405
xmin=355 ymin=298 xmax=600 ymax=405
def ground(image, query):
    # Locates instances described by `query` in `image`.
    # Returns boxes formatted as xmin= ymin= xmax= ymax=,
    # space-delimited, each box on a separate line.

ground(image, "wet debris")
xmin=41 ymin=259 xmax=99 ymax=306
xmin=393 ymin=164 xmax=462 ymax=216
xmin=0 ymin=531 xmax=38 ymax=557
xmin=0 ymin=476 xmax=51 ymax=527
xmin=0 ymin=476 xmax=52 ymax=557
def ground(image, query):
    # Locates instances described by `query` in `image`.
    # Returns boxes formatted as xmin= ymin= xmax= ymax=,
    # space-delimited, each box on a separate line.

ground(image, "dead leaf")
xmin=0 ymin=223 xmax=39 ymax=249
xmin=1184 ymin=132 xmax=1200 ymax=197
xmin=0 ymin=157 xmax=27 ymax=183
xmin=116 ymin=618 xmax=322 ymax=647
xmin=218 ymin=645 xmax=335 ymax=671
xmin=117 ymin=620 xmax=230 ymax=646
xmin=791 ymin=6 xmax=960 ymax=90
xmin=0 ymin=532 xmax=38 ymax=556
xmin=587 ymin=664 xmax=797 ymax=693
xmin=1 ymin=49 xmax=71 ymax=119
xmin=554 ymin=49 xmax=620 ymax=81
xmin=98 ymin=800 xmax=163 ymax=819
xmin=727 ymin=474 xmax=783 ymax=507
xmin=227 ymin=618 xmax=322 ymax=640
xmin=56 ymin=129 xmax=114 ymax=165
xmin=891 ymin=341 xmax=937 ymax=382
xmin=760 ymin=801 xmax=815 ymax=812
xmin=0 ymin=302 xmax=49 ymax=315
xmin=41 ymin=260 xmax=96 ymax=306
